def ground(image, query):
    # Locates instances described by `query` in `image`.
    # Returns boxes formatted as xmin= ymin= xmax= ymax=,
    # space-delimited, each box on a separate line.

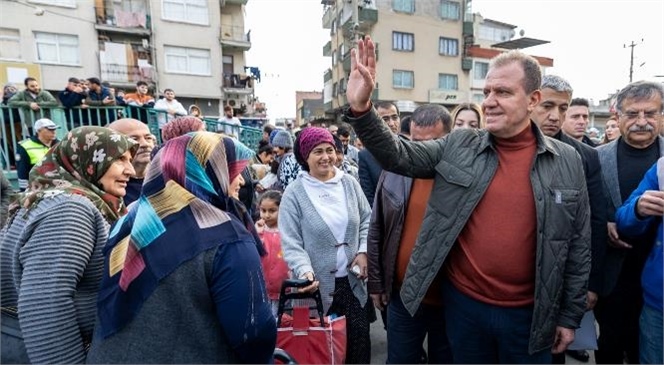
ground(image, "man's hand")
xmin=350 ymin=252 xmax=368 ymax=280
xmin=102 ymin=96 xmax=114 ymax=105
xmin=371 ymin=293 xmax=388 ymax=311
xmin=346 ymin=36 xmax=377 ymax=113
xmin=636 ymin=190 xmax=664 ymax=217
xmin=586 ymin=291 xmax=598 ymax=310
xmin=607 ymin=222 xmax=631 ymax=249
xmin=29 ymin=102 xmax=40 ymax=111
xmin=551 ymin=326 xmax=575 ymax=354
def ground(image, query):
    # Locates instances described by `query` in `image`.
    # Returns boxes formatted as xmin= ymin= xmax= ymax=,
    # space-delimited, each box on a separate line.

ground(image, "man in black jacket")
xmin=58 ymin=77 xmax=87 ymax=128
xmin=531 ymin=74 xmax=608 ymax=363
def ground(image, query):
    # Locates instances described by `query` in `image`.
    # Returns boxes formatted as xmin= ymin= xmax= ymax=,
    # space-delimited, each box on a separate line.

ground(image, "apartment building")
xmin=0 ymin=0 xmax=257 ymax=117
xmin=321 ymin=0 xmax=553 ymax=116
xmin=295 ymin=90 xmax=325 ymax=127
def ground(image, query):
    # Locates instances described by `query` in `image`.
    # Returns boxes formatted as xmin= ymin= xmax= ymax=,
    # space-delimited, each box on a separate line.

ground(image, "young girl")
xmin=255 ymin=190 xmax=290 ymax=316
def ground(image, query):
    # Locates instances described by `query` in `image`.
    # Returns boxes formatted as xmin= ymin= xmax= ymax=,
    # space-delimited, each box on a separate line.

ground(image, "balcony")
xmin=461 ymin=58 xmax=473 ymax=71
xmin=221 ymin=0 xmax=248 ymax=5
xmin=342 ymin=7 xmax=378 ymax=38
xmin=323 ymin=41 xmax=332 ymax=57
xmin=222 ymin=73 xmax=255 ymax=95
xmin=94 ymin=1 xmax=151 ymax=36
xmin=322 ymin=5 xmax=335 ymax=29
xmin=324 ymin=68 xmax=332 ymax=83
xmin=463 ymin=21 xmax=474 ymax=36
xmin=220 ymin=24 xmax=251 ymax=51
xmin=101 ymin=63 xmax=154 ymax=86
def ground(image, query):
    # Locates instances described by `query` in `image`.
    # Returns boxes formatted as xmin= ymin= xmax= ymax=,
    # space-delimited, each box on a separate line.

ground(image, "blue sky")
xmin=245 ymin=0 xmax=664 ymax=120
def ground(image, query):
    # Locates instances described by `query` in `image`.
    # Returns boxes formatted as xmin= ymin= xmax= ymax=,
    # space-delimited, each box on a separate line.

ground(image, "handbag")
xmin=276 ymin=279 xmax=347 ymax=364
xmin=1 ymin=306 xmax=30 ymax=364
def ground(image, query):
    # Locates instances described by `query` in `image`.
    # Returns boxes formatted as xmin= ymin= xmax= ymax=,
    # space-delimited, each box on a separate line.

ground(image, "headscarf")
xmin=15 ymin=126 xmax=138 ymax=223
xmin=96 ymin=131 xmax=264 ymax=338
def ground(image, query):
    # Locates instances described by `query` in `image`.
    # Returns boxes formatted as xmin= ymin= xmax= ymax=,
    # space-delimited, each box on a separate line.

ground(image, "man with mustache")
xmin=595 ymin=80 xmax=664 ymax=364
xmin=108 ymin=118 xmax=156 ymax=205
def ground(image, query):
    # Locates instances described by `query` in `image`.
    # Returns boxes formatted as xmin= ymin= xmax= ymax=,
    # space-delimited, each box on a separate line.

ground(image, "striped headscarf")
xmin=95 ymin=131 xmax=263 ymax=338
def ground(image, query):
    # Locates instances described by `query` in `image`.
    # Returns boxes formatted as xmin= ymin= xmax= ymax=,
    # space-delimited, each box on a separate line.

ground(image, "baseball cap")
xmin=34 ymin=118 xmax=60 ymax=131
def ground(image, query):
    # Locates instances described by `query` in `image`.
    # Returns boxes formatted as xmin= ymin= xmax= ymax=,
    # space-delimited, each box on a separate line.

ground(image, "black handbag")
xmin=1 ymin=306 xmax=30 ymax=364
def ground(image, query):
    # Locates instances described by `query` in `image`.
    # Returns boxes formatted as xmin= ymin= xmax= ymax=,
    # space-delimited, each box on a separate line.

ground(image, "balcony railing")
xmin=100 ymin=63 xmax=154 ymax=84
xmin=94 ymin=5 xmax=151 ymax=34
xmin=220 ymin=24 xmax=251 ymax=50
xmin=1 ymin=106 xmax=262 ymax=184
xmin=223 ymin=73 xmax=255 ymax=89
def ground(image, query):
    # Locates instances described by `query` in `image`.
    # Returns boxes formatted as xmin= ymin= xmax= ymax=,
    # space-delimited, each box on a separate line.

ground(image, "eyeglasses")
xmin=381 ymin=114 xmax=400 ymax=122
xmin=618 ymin=110 xmax=663 ymax=122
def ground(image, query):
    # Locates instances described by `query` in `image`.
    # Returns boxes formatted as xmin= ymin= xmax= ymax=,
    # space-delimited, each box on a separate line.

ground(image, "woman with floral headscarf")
xmin=86 ymin=132 xmax=276 ymax=364
xmin=0 ymin=126 xmax=137 ymax=364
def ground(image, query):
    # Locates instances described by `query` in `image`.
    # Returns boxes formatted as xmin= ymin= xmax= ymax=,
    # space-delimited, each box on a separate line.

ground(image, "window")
xmin=0 ymin=28 xmax=21 ymax=60
xmin=474 ymin=61 xmax=489 ymax=80
xmin=339 ymin=78 xmax=346 ymax=93
xmin=332 ymin=49 xmax=337 ymax=66
xmin=29 ymin=0 xmax=75 ymax=8
xmin=393 ymin=70 xmax=414 ymax=88
xmin=439 ymin=37 xmax=458 ymax=56
xmin=162 ymin=0 xmax=208 ymax=25
xmin=441 ymin=1 xmax=460 ymax=20
xmin=472 ymin=94 xmax=485 ymax=104
xmin=34 ymin=32 xmax=79 ymax=65
xmin=438 ymin=73 xmax=458 ymax=90
xmin=164 ymin=46 xmax=211 ymax=75
xmin=392 ymin=32 xmax=414 ymax=52
xmin=478 ymin=24 xmax=513 ymax=42
xmin=393 ymin=0 xmax=415 ymax=13
xmin=333 ymin=82 xmax=338 ymax=97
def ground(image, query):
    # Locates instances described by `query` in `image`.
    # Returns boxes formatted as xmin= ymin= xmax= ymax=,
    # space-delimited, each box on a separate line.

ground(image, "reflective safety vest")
xmin=19 ymin=139 xmax=50 ymax=166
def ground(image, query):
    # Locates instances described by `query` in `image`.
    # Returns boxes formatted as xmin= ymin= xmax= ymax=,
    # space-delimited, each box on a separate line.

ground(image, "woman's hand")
xmin=350 ymin=253 xmax=368 ymax=280
xmin=298 ymin=272 xmax=320 ymax=294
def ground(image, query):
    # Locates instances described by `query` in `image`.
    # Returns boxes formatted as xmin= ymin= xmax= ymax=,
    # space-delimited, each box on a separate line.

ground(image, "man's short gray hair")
xmin=541 ymin=75 xmax=573 ymax=95
xmin=615 ymin=81 xmax=664 ymax=112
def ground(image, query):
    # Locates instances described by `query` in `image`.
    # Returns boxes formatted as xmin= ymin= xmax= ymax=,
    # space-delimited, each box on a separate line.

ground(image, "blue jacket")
xmin=615 ymin=158 xmax=663 ymax=311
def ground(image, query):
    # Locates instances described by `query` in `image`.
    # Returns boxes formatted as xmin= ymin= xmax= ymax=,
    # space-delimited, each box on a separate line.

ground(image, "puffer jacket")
xmin=367 ymin=171 xmax=412 ymax=302
xmin=346 ymin=106 xmax=591 ymax=354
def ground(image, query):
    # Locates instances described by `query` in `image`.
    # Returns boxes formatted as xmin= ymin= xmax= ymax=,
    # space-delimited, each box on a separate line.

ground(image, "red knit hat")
xmin=297 ymin=127 xmax=335 ymax=161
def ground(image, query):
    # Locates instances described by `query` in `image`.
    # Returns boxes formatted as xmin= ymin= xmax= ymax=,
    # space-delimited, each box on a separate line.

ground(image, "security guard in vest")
xmin=15 ymin=118 xmax=59 ymax=191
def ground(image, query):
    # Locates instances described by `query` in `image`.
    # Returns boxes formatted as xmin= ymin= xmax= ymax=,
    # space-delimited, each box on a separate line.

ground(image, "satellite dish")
xmin=519 ymin=29 xmax=525 ymax=37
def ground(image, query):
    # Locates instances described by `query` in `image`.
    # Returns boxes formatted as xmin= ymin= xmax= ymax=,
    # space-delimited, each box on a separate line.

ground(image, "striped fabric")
xmin=0 ymin=194 xmax=109 ymax=364
xmin=96 ymin=132 xmax=263 ymax=338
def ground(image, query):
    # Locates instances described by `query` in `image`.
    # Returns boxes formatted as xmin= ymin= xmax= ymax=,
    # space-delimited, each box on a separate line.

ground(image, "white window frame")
xmin=393 ymin=0 xmax=415 ymax=13
xmin=441 ymin=1 xmax=460 ymax=20
xmin=29 ymin=0 xmax=76 ymax=8
xmin=438 ymin=73 xmax=458 ymax=90
xmin=472 ymin=94 xmax=485 ymax=104
xmin=393 ymin=32 xmax=414 ymax=52
xmin=34 ymin=32 xmax=80 ymax=66
xmin=393 ymin=70 xmax=414 ymax=89
xmin=162 ymin=0 xmax=209 ymax=26
xmin=0 ymin=28 xmax=21 ymax=61
xmin=164 ymin=46 xmax=211 ymax=76
xmin=474 ymin=61 xmax=489 ymax=80
xmin=439 ymin=37 xmax=458 ymax=56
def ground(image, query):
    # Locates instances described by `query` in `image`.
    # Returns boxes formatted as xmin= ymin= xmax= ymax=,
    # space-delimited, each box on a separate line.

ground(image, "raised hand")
xmin=346 ymin=35 xmax=377 ymax=113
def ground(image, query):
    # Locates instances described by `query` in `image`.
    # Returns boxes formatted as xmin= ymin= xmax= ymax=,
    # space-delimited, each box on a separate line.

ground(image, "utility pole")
xmin=624 ymin=39 xmax=643 ymax=83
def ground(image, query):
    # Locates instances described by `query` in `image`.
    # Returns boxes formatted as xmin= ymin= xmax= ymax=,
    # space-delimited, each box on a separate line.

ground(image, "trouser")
xmin=639 ymin=305 xmax=663 ymax=364
xmin=386 ymin=290 xmax=452 ymax=364
xmin=594 ymin=274 xmax=642 ymax=364
xmin=327 ymin=277 xmax=371 ymax=364
xmin=442 ymin=280 xmax=551 ymax=364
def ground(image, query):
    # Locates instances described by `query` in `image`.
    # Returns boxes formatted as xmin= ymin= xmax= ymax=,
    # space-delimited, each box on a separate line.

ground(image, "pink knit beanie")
xmin=298 ymin=127 xmax=335 ymax=161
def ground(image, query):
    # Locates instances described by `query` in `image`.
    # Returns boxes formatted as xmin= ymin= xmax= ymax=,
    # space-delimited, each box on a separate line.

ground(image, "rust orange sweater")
xmin=445 ymin=126 xmax=537 ymax=307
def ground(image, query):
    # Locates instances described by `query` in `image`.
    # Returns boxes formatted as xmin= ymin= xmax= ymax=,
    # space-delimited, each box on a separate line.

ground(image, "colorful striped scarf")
xmin=96 ymin=132 xmax=264 ymax=338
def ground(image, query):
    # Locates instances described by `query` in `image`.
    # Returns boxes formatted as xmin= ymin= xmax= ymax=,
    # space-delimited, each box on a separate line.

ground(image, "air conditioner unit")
xmin=225 ymin=98 xmax=242 ymax=108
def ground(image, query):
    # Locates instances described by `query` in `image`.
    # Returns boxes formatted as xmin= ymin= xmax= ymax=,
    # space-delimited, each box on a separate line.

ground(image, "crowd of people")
xmin=0 ymin=36 xmax=662 ymax=365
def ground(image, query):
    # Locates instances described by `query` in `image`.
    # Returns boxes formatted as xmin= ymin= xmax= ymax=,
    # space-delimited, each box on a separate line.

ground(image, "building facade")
xmin=321 ymin=0 xmax=553 ymax=117
xmin=0 ymin=0 xmax=258 ymax=117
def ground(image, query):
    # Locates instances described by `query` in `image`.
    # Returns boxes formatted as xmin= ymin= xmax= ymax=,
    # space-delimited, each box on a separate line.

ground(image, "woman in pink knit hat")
xmin=278 ymin=127 xmax=374 ymax=364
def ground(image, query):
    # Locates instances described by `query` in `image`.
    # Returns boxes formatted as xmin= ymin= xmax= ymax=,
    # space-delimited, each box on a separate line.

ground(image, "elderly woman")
xmin=86 ymin=132 xmax=276 ymax=364
xmin=279 ymin=127 xmax=373 ymax=364
xmin=0 ymin=126 xmax=138 ymax=364
xmin=451 ymin=102 xmax=484 ymax=130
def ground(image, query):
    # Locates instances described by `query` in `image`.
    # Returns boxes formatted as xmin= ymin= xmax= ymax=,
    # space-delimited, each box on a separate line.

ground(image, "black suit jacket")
xmin=557 ymin=132 xmax=608 ymax=294
xmin=358 ymin=148 xmax=383 ymax=208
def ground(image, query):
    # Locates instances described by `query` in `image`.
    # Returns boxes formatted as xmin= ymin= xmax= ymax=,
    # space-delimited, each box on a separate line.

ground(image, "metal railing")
xmin=100 ymin=63 xmax=154 ymax=84
xmin=2 ymin=105 xmax=263 ymax=186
